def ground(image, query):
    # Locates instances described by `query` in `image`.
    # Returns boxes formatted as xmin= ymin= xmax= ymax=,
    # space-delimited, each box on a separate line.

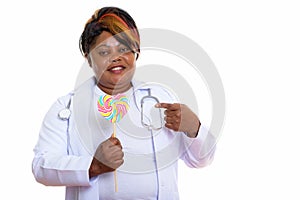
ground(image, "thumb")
xmin=109 ymin=135 xmax=122 ymax=146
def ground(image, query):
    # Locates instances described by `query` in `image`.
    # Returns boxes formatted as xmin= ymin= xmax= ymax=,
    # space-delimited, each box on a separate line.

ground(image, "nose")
xmin=109 ymin=51 xmax=122 ymax=63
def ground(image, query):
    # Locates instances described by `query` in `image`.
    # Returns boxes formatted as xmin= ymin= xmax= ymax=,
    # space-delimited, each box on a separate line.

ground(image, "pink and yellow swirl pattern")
xmin=97 ymin=94 xmax=129 ymax=123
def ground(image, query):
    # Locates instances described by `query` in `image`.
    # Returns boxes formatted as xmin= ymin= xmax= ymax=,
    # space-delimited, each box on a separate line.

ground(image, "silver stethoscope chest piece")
xmin=58 ymin=108 xmax=71 ymax=121
xmin=58 ymin=97 xmax=72 ymax=120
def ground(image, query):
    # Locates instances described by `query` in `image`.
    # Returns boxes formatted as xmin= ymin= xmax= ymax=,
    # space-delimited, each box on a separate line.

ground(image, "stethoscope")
xmin=139 ymin=88 xmax=164 ymax=131
xmin=58 ymin=84 xmax=164 ymax=128
xmin=58 ymin=96 xmax=72 ymax=121
xmin=134 ymin=87 xmax=162 ymax=199
xmin=57 ymin=84 xmax=162 ymax=199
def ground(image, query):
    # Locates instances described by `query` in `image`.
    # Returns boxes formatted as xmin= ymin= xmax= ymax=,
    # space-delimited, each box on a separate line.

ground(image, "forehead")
xmin=93 ymin=31 xmax=120 ymax=49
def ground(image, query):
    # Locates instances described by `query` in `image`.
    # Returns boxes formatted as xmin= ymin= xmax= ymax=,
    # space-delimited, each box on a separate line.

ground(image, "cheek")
xmin=91 ymin=63 xmax=109 ymax=82
xmin=125 ymin=54 xmax=136 ymax=67
xmin=91 ymin=59 xmax=107 ymax=74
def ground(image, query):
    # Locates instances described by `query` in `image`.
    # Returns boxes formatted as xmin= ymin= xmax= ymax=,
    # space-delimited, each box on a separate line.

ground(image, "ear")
xmin=86 ymin=54 xmax=92 ymax=67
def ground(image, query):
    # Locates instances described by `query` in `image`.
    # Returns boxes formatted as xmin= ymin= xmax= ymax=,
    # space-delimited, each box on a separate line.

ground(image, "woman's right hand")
xmin=89 ymin=136 xmax=124 ymax=178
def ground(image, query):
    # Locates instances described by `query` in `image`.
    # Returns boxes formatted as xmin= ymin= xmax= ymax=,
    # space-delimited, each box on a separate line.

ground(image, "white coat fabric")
xmin=32 ymin=77 xmax=216 ymax=200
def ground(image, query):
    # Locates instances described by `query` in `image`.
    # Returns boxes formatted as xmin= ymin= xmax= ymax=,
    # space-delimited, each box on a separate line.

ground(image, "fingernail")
xmin=155 ymin=103 xmax=160 ymax=108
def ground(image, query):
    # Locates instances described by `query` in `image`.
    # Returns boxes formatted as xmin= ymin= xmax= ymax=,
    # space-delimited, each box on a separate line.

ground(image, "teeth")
xmin=111 ymin=67 xmax=123 ymax=71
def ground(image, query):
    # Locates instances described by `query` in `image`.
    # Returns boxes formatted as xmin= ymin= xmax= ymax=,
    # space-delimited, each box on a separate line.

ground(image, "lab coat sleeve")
xmin=32 ymin=94 xmax=94 ymax=186
xmin=154 ymin=85 xmax=217 ymax=168
xmin=180 ymin=124 xmax=217 ymax=168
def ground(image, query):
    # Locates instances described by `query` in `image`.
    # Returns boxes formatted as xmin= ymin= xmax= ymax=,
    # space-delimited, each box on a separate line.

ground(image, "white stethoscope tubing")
xmin=133 ymin=87 xmax=160 ymax=200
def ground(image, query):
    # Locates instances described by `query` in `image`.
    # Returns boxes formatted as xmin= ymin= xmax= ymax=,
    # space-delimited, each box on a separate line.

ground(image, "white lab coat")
xmin=32 ymin=77 xmax=216 ymax=200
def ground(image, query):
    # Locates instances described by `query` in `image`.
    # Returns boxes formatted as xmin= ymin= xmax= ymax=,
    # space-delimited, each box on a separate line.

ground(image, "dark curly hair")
xmin=79 ymin=7 xmax=140 ymax=58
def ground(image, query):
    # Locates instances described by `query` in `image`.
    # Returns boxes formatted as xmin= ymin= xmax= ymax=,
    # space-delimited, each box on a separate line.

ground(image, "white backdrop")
xmin=0 ymin=0 xmax=299 ymax=199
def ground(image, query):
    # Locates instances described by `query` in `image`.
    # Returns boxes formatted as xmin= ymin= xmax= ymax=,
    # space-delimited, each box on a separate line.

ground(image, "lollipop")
xmin=97 ymin=93 xmax=130 ymax=192
xmin=97 ymin=94 xmax=130 ymax=123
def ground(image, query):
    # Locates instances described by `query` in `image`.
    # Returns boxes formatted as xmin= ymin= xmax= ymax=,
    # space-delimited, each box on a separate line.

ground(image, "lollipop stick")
xmin=113 ymin=123 xmax=116 ymax=138
xmin=113 ymin=123 xmax=118 ymax=192
xmin=114 ymin=170 xmax=118 ymax=192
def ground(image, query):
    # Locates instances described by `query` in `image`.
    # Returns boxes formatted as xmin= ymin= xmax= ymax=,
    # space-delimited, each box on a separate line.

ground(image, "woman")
xmin=32 ymin=6 xmax=216 ymax=200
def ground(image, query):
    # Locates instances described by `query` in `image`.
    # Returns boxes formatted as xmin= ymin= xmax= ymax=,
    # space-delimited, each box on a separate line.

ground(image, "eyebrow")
xmin=95 ymin=43 xmax=122 ymax=49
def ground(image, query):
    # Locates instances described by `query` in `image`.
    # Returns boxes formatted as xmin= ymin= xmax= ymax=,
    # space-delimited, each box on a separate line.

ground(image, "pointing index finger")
xmin=155 ymin=103 xmax=170 ymax=109
xmin=155 ymin=103 xmax=180 ymax=110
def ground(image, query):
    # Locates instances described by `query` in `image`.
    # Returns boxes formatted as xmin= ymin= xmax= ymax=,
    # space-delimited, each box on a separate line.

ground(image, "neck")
xmin=97 ymin=83 xmax=132 ymax=95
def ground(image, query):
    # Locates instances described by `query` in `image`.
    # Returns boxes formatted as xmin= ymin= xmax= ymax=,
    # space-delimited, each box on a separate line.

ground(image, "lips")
xmin=107 ymin=65 xmax=126 ymax=74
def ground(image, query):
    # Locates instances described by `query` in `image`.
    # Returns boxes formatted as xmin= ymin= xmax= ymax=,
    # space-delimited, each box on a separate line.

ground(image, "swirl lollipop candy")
xmin=97 ymin=93 xmax=130 ymax=192
xmin=97 ymin=94 xmax=130 ymax=124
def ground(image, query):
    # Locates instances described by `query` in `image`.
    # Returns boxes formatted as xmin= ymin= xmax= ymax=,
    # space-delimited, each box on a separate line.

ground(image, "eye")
xmin=119 ymin=46 xmax=130 ymax=53
xmin=98 ymin=49 xmax=110 ymax=56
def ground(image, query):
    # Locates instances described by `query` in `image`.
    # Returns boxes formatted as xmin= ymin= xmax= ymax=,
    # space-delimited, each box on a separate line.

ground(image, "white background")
xmin=1 ymin=0 xmax=299 ymax=199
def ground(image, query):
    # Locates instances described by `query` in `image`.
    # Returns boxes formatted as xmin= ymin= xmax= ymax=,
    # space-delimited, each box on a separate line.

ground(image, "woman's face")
xmin=88 ymin=31 xmax=136 ymax=95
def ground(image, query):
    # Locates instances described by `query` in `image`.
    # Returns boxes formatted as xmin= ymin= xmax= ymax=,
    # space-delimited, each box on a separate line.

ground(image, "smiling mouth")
xmin=108 ymin=65 xmax=126 ymax=74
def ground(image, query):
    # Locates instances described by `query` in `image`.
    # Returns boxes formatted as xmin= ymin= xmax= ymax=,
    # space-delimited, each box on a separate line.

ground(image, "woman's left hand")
xmin=155 ymin=103 xmax=201 ymax=138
